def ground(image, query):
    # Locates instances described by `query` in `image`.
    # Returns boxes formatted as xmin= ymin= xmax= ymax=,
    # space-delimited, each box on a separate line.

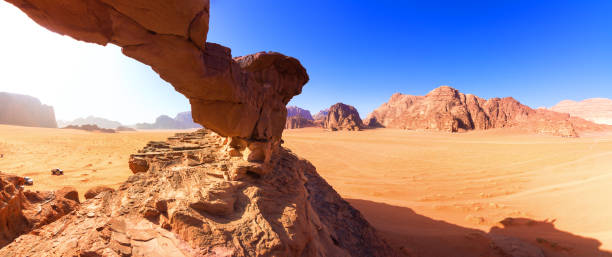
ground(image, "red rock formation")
xmin=366 ymin=86 xmax=608 ymax=137
xmin=324 ymin=103 xmax=365 ymax=131
xmin=5 ymin=0 xmax=308 ymax=168
xmin=0 ymin=92 xmax=57 ymax=128
xmin=0 ymin=173 xmax=79 ymax=248
xmin=285 ymin=115 xmax=315 ymax=129
xmin=287 ymin=106 xmax=314 ymax=120
xmin=550 ymin=98 xmax=612 ymax=125
xmin=0 ymin=130 xmax=396 ymax=257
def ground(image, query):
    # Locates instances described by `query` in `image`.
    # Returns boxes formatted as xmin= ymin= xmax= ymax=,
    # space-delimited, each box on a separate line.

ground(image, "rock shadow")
xmin=347 ymin=198 xmax=612 ymax=257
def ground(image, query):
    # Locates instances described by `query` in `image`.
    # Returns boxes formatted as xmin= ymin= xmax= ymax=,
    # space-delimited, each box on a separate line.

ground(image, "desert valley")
xmin=1 ymin=0 xmax=612 ymax=256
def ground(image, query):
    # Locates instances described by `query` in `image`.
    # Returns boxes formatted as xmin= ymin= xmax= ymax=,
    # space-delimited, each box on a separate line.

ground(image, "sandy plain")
xmin=2 ymin=124 xmax=612 ymax=256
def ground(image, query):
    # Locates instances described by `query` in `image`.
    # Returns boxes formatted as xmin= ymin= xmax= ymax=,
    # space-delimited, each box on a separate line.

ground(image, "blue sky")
xmin=1 ymin=1 xmax=611 ymax=123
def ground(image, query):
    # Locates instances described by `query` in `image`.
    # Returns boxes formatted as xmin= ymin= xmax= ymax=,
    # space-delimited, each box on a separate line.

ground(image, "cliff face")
xmin=324 ymin=103 xmax=364 ymax=131
xmin=287 ymin=106 xmax=314 ymax=120
xmin=365 ymin=86 xmax=607 ymax=137
xmin=550 ymin=98 xmax=612 ymax=125
xmin=0 ymin=92 xmax=57 ymax=128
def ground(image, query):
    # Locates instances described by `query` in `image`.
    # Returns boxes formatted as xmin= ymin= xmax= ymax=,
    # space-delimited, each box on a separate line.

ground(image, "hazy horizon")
xmin=1 ymin=0 xmax=611 ymax=123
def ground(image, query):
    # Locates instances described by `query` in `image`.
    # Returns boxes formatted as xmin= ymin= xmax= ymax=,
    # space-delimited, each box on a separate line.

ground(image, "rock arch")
xmin=5 ymin=0 xmax=309 ymax=167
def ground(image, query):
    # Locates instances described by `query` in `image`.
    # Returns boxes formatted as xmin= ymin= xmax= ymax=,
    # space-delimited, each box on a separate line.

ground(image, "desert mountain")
xmin=550 ymin=98 xmax=612 ymax=125
xmin=3 ymin=0 xmax=395 ymax=256
xmin=58 ymin=116 xmax=122 ymax=129
xmin=365 ymin=86 xmax=609 ymax=137
xmin=324 ymin=103 xmax=365 ymax=131
xmin=285 ymin=106 xmax=315 ymax=129
xmin=135 ymin=111 xmax=202 ymax=130
xmin=0 ymin=92 xmax=57 ymax=128
xmin=313 ymin=109 xmax=329 ymax=121
xmin=287 ymin=106 xmax=314 ymax=120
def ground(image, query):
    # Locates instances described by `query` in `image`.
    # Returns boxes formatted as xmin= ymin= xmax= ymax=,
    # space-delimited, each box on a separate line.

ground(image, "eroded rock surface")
xmin=6 ymin=0 xmax=308 ymax=159
xmin=1 ymin=130 xmax=396 ymax=257
xmin=324 ymin=103 xmax=365 ymax=131
xmin=365 ymin=86 xmax=610 ymax=137
xmin=287 ymin=106 xmax=314 ymax=121
xmin=0 ymin=173 xmax=79 ymax=248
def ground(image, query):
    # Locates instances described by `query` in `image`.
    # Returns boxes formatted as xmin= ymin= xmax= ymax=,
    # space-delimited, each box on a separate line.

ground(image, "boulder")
xmin=324 ymin=103 xmax=365 ymax=131
xmin=84 ymin=186 xmax=115 ymax=200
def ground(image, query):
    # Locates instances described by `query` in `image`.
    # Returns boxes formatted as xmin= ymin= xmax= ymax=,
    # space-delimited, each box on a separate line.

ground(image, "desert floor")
xmin=283 ymin=128 xmax=612 ymax=256
xmin=2 ymin=125 xmax=612 ymax=255
xmin=0 ymin=125 xmax=176 ymax=198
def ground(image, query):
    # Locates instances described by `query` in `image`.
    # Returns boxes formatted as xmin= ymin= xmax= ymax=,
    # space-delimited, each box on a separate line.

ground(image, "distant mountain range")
xmin=550 ymin=98 xmax=612 ymax=125
xmin=58 ymin=116 xmax=122 ymax=129
xmin=135 ymin=111 xmax=202 ymax=130
xmin=0 ymin=92 xmax=57 ymax=128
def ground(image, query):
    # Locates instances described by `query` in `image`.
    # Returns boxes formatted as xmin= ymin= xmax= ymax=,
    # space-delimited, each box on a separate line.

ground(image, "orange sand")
xmin=2 ymin=124 xmax=612 ymax=255
xmin=283 ymin=127 xmax=612 ymax=254
xmin=0 ymin=125 xmax=175 ymax=198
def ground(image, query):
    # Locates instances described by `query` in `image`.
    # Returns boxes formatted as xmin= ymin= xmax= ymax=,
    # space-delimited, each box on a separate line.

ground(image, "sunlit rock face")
xmin=5 ymin=0 xmax=308 ymax=145
xmin=324 ymin=103 xmax=365 ymax=131
xmin=365 ymin=86 xmax=610 ymax=137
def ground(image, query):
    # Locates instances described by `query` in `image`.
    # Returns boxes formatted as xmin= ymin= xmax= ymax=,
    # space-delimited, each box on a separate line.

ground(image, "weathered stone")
xmin=324 ymin=103 xmax=365 ymax=131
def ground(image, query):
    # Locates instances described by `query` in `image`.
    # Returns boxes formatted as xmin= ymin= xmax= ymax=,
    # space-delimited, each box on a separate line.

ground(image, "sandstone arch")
xmin=5 ymin=0 xmax=308 ymax=166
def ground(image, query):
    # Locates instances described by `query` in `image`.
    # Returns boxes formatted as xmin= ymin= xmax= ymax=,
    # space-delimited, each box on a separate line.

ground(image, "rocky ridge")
xmin=365 ymin=86 xmax=609 ymax=137
xmin=1 ymin=129 xmax=395 ymax=256
xmin=0 ymin=92 xmax=57 ymax=128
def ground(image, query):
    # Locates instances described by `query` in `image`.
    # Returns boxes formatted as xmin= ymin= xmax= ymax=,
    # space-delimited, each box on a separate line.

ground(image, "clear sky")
xmin=1 ymin=0 xmax=611 ymax=123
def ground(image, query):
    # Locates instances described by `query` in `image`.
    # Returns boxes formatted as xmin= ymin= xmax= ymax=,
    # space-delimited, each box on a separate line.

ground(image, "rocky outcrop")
xmin=0 ymin=92 xmax=57 ymax=128
xmin=287 ymin=106 xmax=314 ymax=120
xmin=551 ymin=98 xmax=612 ymax=125
xmin=0 ymin=130 xmax=395 ymax=257
xmin=324 ymin=103 xmax=365 ymax=131
xmin=313 ymin=109 xmax=329 ymax=121
xmin=0 ymin=173 xmax=79 ymax=248
xmin=63 ymin=124 xmax=116 ymax=133
xmin=5 ymin=0 xmax=308 ymax=168
xmin=366 ymin=86 xmax=608 ymax=137
xmin=58 ymin=116 xmax=122 ymax=129
xmin=135 ymin=111 xmax=202 ymax=130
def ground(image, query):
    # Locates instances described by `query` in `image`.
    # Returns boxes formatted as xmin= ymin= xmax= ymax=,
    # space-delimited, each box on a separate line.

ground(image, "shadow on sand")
xmin=347 ymin=199 xmax=612 ymax=257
